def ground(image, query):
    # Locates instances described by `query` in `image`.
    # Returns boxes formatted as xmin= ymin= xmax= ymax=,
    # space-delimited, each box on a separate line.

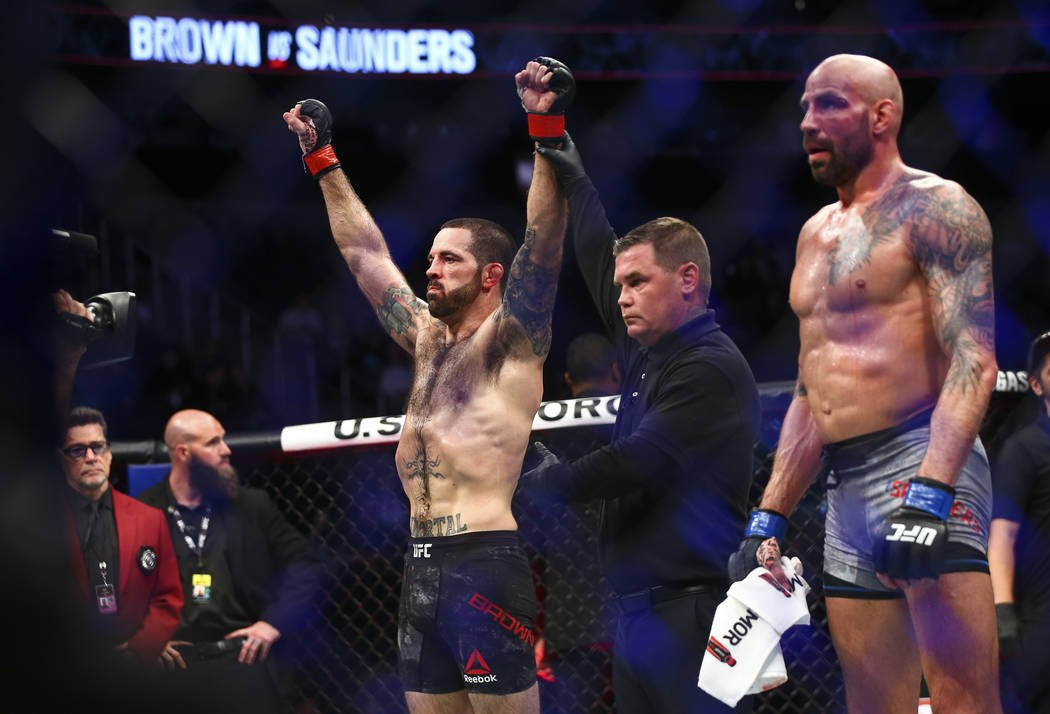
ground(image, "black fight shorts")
xmin=398 ymin=530 xmax=538 ymax=696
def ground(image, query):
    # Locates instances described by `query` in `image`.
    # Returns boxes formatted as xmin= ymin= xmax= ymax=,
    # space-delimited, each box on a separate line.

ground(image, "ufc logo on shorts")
xmin=885 ymin=523 xmax=938 ymax=546
xmin=412 ymin=543 xmax=432 ymax=558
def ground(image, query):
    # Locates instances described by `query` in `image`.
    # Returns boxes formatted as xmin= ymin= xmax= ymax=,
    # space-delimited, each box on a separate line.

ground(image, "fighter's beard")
xmin=810 ymin=156 xmax=856 ymax=187
xmin=427 ymin=273 xmax=482 ymax=319
xmin=810 ymin=134 xmax=872 ymax=187
xmin=188 ymin=455 xmax=239 ymax=501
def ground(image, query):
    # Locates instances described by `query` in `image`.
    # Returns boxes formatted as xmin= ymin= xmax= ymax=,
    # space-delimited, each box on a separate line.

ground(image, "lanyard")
xmin=167 ymin=503 xmax=212 ymax=567
xmin=81 ymin=503 xmax=108 ymax=583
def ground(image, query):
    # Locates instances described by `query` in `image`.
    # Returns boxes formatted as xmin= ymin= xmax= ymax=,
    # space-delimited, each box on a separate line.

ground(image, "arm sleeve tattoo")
xmin=499 ymin=226 xmax=559 ymax=357
xmin=376 ymin=285 xmax=433 ymax=347
xmin=909 ymin=184 xmax=995 ymax=396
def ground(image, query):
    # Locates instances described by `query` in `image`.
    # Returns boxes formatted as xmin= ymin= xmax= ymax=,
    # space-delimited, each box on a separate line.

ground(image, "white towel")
xmin=728 ymin=557 xmax=810 ymax=634
xmin=697 ymin=557 xmax=811 ymax=707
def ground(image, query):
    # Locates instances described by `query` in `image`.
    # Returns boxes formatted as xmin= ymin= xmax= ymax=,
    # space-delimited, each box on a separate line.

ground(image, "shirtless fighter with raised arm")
xmin=282 ymin=63 xmax=570 ymax=714
xmin=728 ymin=55 xmax=1001 ymax=713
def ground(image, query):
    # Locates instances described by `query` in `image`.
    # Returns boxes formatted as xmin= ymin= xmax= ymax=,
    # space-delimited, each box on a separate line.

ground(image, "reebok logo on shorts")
xmin=463 ymin=649 xmax=498 ymax=684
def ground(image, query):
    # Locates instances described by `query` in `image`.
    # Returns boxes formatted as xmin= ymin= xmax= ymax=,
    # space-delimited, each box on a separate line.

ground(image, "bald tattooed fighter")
xmin=283 ymin=64 xmax=569 ymax=714
xmin=729 ymin=54 xmax=1000 ymax=713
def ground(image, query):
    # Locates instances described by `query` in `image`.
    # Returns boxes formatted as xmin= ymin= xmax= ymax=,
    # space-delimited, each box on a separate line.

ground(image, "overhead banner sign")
xmin=53 ymin=7 xmax=1050 ymax=80
xmin=126 ymin=15 xmax=476 ymax=74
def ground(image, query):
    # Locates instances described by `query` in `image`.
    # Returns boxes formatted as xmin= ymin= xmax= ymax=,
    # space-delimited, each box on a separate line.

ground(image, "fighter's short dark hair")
xmin=440 ymin=217 xmax=517 ymax=291
xmin=613 ymin=217 xmax=712 ymax=303
xmin=67 ymin=406 xmax=108 ymax=440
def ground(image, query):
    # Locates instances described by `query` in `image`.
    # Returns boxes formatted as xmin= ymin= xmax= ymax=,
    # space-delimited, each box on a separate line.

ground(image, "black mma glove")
xmin=521 ymin=441 xmax=561 ymax=481
xmin=518 ymin=441 xmax=570 ymax=506
xmin=295 ymin=98 xmax=341 ymax=178
xmin=873 ymin=477 xmax=954 ymax=581
xmin=522 ymin=57 xmax=575 ymax=146
xmin=728 ymin=509 xmax=788 ymax=583
xmin=535 ymin=132 xmax=588 ymax=192
xmin=996 ymin=602 xmax=1021 ymax=659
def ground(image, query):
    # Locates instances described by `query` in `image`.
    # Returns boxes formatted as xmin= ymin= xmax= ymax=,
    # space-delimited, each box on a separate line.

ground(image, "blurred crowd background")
xmin=14 ymin=0 xmax=1046 ymax=438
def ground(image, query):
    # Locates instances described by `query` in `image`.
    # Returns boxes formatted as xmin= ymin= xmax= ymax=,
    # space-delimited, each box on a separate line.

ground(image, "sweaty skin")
xmin=283 ymin=101 xmax=566 ymax=540
xmin=757 ymin=54 xmax=1001 ymax=714
xmin=765 ymin=54 xmax=995 ymax=509
xmin=790 ymin=167 xmax=993 ymax=444
xmin=396 ymin=248 xmax=556 ymax=537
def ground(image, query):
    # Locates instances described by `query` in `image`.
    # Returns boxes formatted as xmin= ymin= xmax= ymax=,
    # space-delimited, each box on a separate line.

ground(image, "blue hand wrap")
xmin=744 ymin=509 xmax=787 ymax=541
xmin=903 ymin=478 xmax=954 ymax=521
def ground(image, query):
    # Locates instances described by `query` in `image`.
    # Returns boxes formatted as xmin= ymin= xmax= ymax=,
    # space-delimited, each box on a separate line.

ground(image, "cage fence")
xmin=118 ymin=382 xmax=1029 ymax=714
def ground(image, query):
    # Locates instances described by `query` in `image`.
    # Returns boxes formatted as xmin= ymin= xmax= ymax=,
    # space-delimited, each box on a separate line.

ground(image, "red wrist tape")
xmin=303 ymin=144 xmax=340 ymax=177
xmin=527 ymin=113 xmax=565 ymax=140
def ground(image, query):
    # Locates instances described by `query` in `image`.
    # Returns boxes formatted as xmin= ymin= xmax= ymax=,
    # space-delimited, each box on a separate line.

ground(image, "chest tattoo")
xmin=826 ymin=175 xmax=919 ymax=285
xmin=403 ymin=443 xmax=445 ymax=528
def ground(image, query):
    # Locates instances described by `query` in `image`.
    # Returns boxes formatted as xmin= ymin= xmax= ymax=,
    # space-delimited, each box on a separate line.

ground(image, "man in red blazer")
xmin=61 ymin=405 xmax=183 ymax=661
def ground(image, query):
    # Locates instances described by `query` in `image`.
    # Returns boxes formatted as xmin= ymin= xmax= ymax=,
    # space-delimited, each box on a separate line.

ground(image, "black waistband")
xmin=613 ymin=582 xmax=725 ymax=614
xmin=407 ymin=529 xmax=521 ymax=552
xmin=824 ymin=407 xmax=934 ymax=458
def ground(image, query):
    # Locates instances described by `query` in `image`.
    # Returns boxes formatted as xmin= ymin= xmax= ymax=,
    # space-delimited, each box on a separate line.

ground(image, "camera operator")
xmin=52 ymin=288 xmax=91 ymax=416
xmin=52 ymin=288 xmax=184 ymax=663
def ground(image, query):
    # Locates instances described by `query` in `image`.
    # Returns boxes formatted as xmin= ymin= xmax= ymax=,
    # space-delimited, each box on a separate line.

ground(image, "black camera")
xmin=51 ymin=228 xmax=137 ymax=368
xmin=57 ymin=291 xmax=137 ymax=368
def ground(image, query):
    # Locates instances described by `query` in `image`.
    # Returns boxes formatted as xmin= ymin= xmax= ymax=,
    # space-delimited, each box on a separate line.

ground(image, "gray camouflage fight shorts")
xmin=821 ymin=409 xmax=991 ymax=598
